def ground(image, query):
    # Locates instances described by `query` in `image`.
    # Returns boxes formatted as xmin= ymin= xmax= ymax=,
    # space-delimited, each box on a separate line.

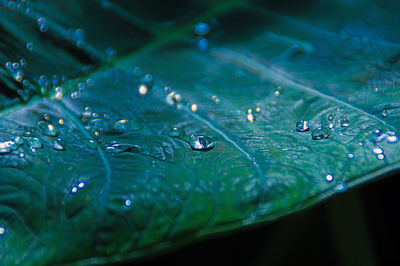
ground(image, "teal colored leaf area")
xmin=1 ymin=0 xmax=400 ymax=265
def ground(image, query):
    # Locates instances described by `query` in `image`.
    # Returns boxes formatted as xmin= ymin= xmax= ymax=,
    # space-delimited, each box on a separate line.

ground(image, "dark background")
xmin=125 ymin=173 xmax=399 ymax=266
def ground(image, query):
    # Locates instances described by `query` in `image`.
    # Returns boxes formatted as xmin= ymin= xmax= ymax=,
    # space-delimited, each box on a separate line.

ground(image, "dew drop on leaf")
xmin=52 ymin=140 xmax=65 ymax=151
xmin=27 ymin=137 xmax=43 ymax=149
xmin=340 ymin=118 xmax=350 ymax=127
xmin=325 ymin=174 xmax=334 ymax=182
xmin=187 ymin=134 xmax=215 ymax=151
xmin=311 ymin=127 xmax=330 ymax=140
xmin=168 ymin=127 xmax=185 ymax=138
xmin=382 ymin=109 xmax=388 ymax=118
xmin=295 ymin=120 xmax=309 ymax=132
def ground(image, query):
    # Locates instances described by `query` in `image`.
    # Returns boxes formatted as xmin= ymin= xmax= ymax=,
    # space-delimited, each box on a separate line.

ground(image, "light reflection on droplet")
xmin=0 ymin=226 xmax=5 ymax=235
xmin=78 ymin=182 xmax=85 ymax=188
xmin=325 ymin=174 xmax=334 ymax=182
xmin=347 ymin=153 xmax=354 ymax=159
xmin=71 ymin=187 xmax=78 ymax=193
xmin=124 ymin=199 xmax=132 ymax=207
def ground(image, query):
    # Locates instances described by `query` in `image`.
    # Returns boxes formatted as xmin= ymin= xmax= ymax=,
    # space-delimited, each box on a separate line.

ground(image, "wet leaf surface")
xmin=1 ymin=0 xmax=400 ymax=265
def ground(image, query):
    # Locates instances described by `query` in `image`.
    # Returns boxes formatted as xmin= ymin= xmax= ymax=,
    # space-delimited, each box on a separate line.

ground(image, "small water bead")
xmin=71 ymin=187 xmax=78 ymax=194
xmin=78 ymin=182 xmax=85 ymax=188
xmin=211 ymin=95 xmax=220 ymax=104
xmin=328 ymin=122 xmax=334 ymax=129
xmin=27 ymin=137 xmax=43 ymax=149
xmin=137 ymin=84 xmax=148 ymax=96
xmin=194 ymin=22 xmax=210 ymax=36
xmin=0 ymin=226 xmax=5 ymax=235
xmin=377 ymin=154 xmax=385 ymax=160
xmin=247 ymin=109 xmax=255 ymax=122
xmin=274 ymin=90 xmax=280 ymax=96
xmin=52 ymin=140 xmax=65 ymax=151
xmin=26 ymin=42 xmax=33 ymax=52
xmin=38 ymin=122 xmax=58 ymax=137
xmin=255 ymin=107 xmax=261 ymax=113
xmin=197 ymin=38 xmax=209 ymax=51
xmin=347 ymin=153 xmax=354 ymax=159
xmin=70 ymin=91 xmax=81 ymax=99
xmin=311 ymin=127 xmax=330 ymax=140
xmin=328 ymin=114 xmax=336 ymax=121
xmin=382 ymin=109 xmax=388 ymax=118
xmin=109 ymin=119 xmax=142 ymax=133
xmin=106 ymin=47 xmax=116 ymax=58
xmin=325 ymin=174 xmax=334 ymax=182
xmin=373 ymin=146 xmax=384 ymax=155
xmin=295 ymin=120 xmax=309 ymax=132
xmin=124 ymin=199 xmax=132 ymax=207
xmin=168 ymin=127 xmax=185 ymax=138
xmin=191 ymin=104 xmax=198 ymax=112
xmin=188 ymin=134 xmax=215 ymax=151
xmin=19 ymin=152 xmax=25 ymax=158
xmin=340 ymin=118 xmax=350 ymax=127
xmin=105 ymin=143 xmax=140 ymax=154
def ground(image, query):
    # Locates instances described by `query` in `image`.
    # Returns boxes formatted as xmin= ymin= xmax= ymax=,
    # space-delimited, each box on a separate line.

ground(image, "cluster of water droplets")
xmin=1 ymin=0 xmax=31 ymax=13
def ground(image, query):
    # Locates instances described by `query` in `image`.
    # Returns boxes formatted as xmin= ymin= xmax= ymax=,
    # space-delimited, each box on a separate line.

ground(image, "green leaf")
xmin=1 ymin=0 xmax=400 ymax=265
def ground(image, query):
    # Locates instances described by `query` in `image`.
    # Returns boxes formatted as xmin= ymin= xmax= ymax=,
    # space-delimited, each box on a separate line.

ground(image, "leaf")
xmin=1 ymin=0 xmax=400 ymax=265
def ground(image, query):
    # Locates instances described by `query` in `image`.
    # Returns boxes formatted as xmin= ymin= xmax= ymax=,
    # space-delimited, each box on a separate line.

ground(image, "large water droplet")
xmin=38 ymin=119 xmax=58 ymax=137
xmin=0 ymin=140 xmax=18 ymax=154
xmin=187 ymin=134 xmax=215 ymax=151
xmin=311 ymin=127 xmax=330 ymax=140
xmin=296 ymin=120 xmax=309 ymax=132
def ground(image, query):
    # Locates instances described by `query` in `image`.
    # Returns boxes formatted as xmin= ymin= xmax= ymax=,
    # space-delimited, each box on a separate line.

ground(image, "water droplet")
xmin=296 ymin=120 xmax=309 ymax=132
xmin=211 ymin=95 xmax=220 ymax=104
xmin=328 ymin=122 xmax=334 ymax=129
xmin=105 ymin=143 xmax=140 ymax=154
xmin=194 ymin=22 xmax=210 ymax=35
xmin=247 ymin=109 xmax=255 ymax=122
xmin=0 ymin=226 xmax=5 ymax=235
xmin=137 ymin=84 xmax=148 ymax=96
xmin=71 ymin=187 xmax=78 ymax=194
xmin=377 ymin=154 xmax=385 ymax=160
xmin=78 ymin=182 xmax=85 ymax=188
xmin=311 ymin=127 xmax=330 ymax=140
xmin=382 ymin=109 xmax=388 ymax=118
xmin=255 ymin=107 xmax=261 ymax=113
xmin=168 ymin=127 xmax=185 ymax=138
xmin=27 ymin=137 xmax=43 ymax=149
xmin=124 ymin=199 xmax=132 ymax=207
xmin=38 ymin=121 xmax=58 ymax=137
xmin=335 ymin=182 xmax=348 ymax=192
xmin=340 ymin=118 xmax=350 ymax=127
xmin=71 ymin=91 xmax=81 ymax=99
xmin=373 ymin=146 xmax=383 ymax=154
xmin=52 ymin=140 xmax=65 ymax=151
xmin=197 ymin=38 xmax=209 ymax=51
xmin=347 ymin=153 xmax=354 ymax=159
xmin=191 ymin=104 xmax=198 ymax=112
xmin=19 ymin=152 xmax=25 ymax=158
xmin=188 ymin=134 xmax=215 ymax=151
xmin=328 ymin=114 xmax=336 ymax=121
xmin=110 ymin=119 xmax=142 ymax=133
xmin=0 ymin=140 xmax=18 ymax=154
xmin=325 ymin=174 xmax=334 ymax=182
xmin=274 ymin=90 xmax=280 ymax=96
